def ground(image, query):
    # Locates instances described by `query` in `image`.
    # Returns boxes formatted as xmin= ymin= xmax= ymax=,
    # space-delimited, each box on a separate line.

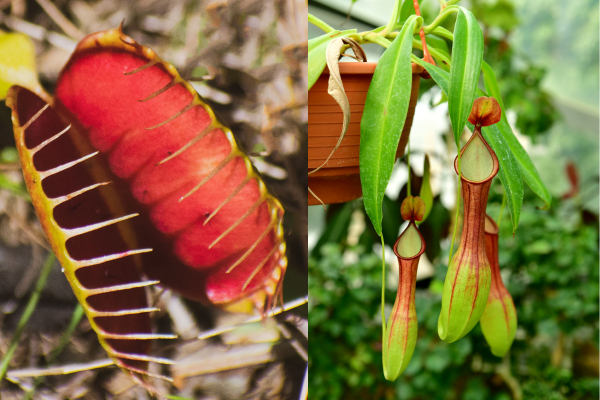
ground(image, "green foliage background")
xmin=309 ymin=187 xmax=599 ymax=399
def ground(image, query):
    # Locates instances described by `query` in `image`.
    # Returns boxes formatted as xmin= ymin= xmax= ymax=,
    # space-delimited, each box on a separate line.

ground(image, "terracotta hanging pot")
xmin=308 ymin=62 xmax=424 ymax=206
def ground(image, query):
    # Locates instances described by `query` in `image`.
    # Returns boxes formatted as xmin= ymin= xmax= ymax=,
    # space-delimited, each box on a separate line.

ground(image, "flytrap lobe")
xmin=438 ymin=97 xmax=501 ymax=343
xmin=480 ymin=215 xmax=517 ymax=357
xmin=383 ymin=196 xmax=426 ymax=381
xmin=7 ymin=25 xmax=287 ymax=390
xmin=7 ymin=86 xmax=173 ymax=391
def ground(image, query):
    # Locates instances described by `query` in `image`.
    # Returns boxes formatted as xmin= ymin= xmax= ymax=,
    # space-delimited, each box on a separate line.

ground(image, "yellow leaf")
xmin=0 ymin=32 xmax=39 ymax=100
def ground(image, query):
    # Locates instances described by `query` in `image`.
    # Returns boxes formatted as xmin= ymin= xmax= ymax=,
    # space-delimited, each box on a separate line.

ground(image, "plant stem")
xmin=424 ymin=5 xmax=459 ymax=33
xmin=412 ymin=38 xmax=451 ymax=65
xmin=431 ymin=26 xmax=454 ymax=41
xmin=497 ymin=355 xmax=523 ymax=400
xmin=23 ymin=303 xmax=85 ymax=399
xmin=412 ymin=0 xmax=434 ymax=64
xmin=407 ymin=139 xmax=412 ymax=197
xmin=364 ymin=32 xmax=392 ymax=48
xmin=0 ymin=253 xmax=56 ymax=382
xmin=382 ymin=0 xmax=403 ymax=36
xmin=446 ymin=0 xmax=462 ymax=5
xmin=308 ymin=13 xmax=335 ymax=33
xmin=384 ymin=31 xmax=451 ymax=65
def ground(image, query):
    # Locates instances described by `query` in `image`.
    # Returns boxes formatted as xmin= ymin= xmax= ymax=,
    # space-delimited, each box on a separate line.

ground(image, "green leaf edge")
xmin=359 ymin=15 xmax=419 ymax=237
xmin=447 ymin=7 xmax=484 ymax=145
xmin=422 ymin=61 xmax=523 ymax=232
xmin=481 ymin=62 xmax=552 ymax=210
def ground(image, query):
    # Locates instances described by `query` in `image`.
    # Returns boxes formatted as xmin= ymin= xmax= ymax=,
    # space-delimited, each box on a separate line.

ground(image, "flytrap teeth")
xmin=204 ymin=176 xmax=251 ymax=225
xmin=30 ymin=125 xmax=71 ymax=154
xmin=21 ymin=103 xmax=50 ymax=131
xmin=226 ymin=218 xmax=277 ymax=273
xmin=110 ymin=351 xmax=174 ymax=365
xmin=180 ymin=152 xmax=235 ymax=202
xmin=146 ymin=101 xmax=195 ymax=130
xmin=209 ymin=196 xmax=265 ymax=248
xmin=83 ymin=280 xmax=160 ymax=296
xmin=118 ymin=363 xmax=174 ymax=382
xmin=124 ymin=58 xmax=159 ymax=75
xmin=63 ymin=213 xmax=139 ymax=239
xmin=38 ymin=151 xmax=99 ymax=179
xmin=50 ymin=181 xmax=111 ymax=206
xmin=139 ymin=79 xmax=178 ymax=102
xmin=118 ymin=35 xmax=137 ymax=47
xmin=242 ymin=244 xmax=279 ymax=290
xmin=99 ymin=332 xmax=178 ymax=340
xmin=157 ymin=123 xmax=213 ymax=166
xmin=91 ymin=307 xmax=160 ymax=317
xmin=72 ymin=248 xmax=153 ymax=269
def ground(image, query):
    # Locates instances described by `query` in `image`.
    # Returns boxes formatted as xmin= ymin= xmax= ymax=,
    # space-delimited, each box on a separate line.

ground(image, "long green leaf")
xmin=308 ymin=30 xmax=356 ymax=90
xmin=448 ymin=7 xmax=483 ymax=145
xmin=481 ymin=61 xmax=508 ymax=124
xmin=418 ymin=154 xmax=433 ymax=224
xmin=422 ymin=62 xmax=524 ymax=232
xmin=475 ymin=121 xmax=523 ymax=232
xmin=481 ymin=63 xmax=551 ymax=209
xmin=360 ymin=15 xmax=419 ymax=236
xmin=494 ymin=118 xmax=551 ymax=210
xmin=399 ymin=0 xmax=423 ymax=26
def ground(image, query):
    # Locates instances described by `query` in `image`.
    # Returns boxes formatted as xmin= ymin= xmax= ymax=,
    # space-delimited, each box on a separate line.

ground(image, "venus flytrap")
xmin=383 ymin=196 xmax=426 ymax=380
xmin=6 ymin=26 xmax=288 ymax=392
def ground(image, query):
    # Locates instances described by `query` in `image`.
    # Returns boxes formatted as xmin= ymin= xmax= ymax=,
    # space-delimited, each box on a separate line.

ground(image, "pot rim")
xmin=321 ymin=62 xmax=425 ymax=75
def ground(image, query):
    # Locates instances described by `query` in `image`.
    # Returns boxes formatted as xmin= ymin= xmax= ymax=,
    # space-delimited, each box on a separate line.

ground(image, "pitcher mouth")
xmin=484 ymin=214 xmax=499 ymax=236
xmin=393 ymin=220 xmax=426 ymax=261
xmin=453 ymin=130 xmax=499 ymax=185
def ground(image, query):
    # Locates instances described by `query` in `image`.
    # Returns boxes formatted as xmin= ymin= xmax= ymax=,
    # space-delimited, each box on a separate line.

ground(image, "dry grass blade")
xmin=0 ymin=11 xmax=76 ymax=51
xmin=198 ymin=296 xmax=308 ymax=340
xmin=299 ymin=366 xmax=308 ymax=400
xmin=0 ymin=253 xmax=56 ymax=381
xmin=34 ymin=0 xmax=85 ymax=40
xmin=7 ymin=359 xmax=114 ymax=379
